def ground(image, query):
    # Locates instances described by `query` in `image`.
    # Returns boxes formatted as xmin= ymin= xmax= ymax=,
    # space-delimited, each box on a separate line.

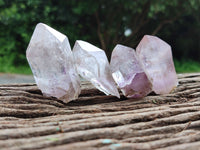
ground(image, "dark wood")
xmin=0 ymin=73 xmax=200 ymax=150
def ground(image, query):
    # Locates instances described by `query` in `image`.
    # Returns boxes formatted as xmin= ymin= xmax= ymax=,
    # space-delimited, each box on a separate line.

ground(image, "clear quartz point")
xmin=73 ymin=40 xmax=120 ymax=98
xmin=26 ymin=23 xmax=80 ymax=102
xmin=136 ymin=35 xmax=178 ymax=94
xmin=110 ymin=44 xmax=152 ymax=98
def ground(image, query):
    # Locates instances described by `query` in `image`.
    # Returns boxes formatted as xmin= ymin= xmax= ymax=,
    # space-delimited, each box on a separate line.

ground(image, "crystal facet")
xmin=73 ymin=40 xmax=120 ymax=98
xmin=26 ymin=23 xmax=80 ymax=102
xmin=136 ymin=35 xmax=178 ymax=94
xmin=110 ymin=44 xmax=152 ymax=98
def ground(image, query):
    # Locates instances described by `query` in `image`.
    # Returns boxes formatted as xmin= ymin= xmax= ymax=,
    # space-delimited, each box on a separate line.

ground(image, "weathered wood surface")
xmin=0 ymin=73 xmax=200 ymax=150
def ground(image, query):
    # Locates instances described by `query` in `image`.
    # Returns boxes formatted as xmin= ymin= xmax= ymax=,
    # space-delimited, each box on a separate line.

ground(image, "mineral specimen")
xmin=26 ymin=23 xmax=80 ymax=102
xmin=73 ymin=40 xmax=120 ymax=98
xmin=110 ymin=44 xmax=152 ymax=98
xmin=136 ymin=35 xmax=178 ymax=94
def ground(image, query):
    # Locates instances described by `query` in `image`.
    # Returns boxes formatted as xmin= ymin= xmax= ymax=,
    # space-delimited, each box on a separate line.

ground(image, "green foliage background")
xmin=0 ymin=0 xmax=200 ymax=74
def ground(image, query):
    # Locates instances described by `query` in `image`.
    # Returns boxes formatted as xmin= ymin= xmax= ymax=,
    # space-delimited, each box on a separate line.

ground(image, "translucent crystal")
xmin=110 ymin=44 xmax=152 ymax=98
xmin=136 ymin=35 xmax=178 ymax=94
xmin=26 ymin=23 xmax=80 ymax=102
xmin=73 ymin=40 xmax=120 ymax=98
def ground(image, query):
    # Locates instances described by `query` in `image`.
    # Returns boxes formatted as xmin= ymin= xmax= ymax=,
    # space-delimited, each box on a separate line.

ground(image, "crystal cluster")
xmin=26 ymin=23 xmax=80 ymax=103
xmin=26 ymin=23 xmax=178 ymax=103
xmin=110 ymin=35 xmax=178 ymax=97
xmin=73 ymin=40 xmax=120 ymax=98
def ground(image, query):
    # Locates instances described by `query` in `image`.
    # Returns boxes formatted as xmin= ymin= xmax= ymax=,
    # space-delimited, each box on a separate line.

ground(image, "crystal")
xmin=110 ymin=44 xmax=152 ymax=98
xmin=26 ymin=23 xmax=80 ymax=102
xmin=73 ymin=40 xmax=120 ymax=98
xmin=136 ymin=35 xmax=178 ymax=94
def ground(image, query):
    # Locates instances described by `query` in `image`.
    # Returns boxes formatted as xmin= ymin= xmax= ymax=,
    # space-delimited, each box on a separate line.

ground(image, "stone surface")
xmin=26 ymin=23 xmax=80 ymax=102
xmin=110 ymin=44 xmax=152 ymax=98
xmin=136 ymin=35 xmax=178 ymax=94
xmin=73 ymin=40 xmax=120 ymax=98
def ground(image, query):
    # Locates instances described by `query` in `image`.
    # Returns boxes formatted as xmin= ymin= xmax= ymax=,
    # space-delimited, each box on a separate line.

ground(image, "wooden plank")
xmin=0 ymin=73 xmax=200 ymax=150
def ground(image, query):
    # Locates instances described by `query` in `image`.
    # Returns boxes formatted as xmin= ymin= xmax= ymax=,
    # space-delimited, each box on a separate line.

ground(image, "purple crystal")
xmin=110 ymin=44 xmax=152 ymax=98
xmin=26 ymin=23 xmax=80 ymax=102
xmin=73 ymin=40 xmax=120 ymax=98
xmin=136 ymin=35 xmax=178 ymax=94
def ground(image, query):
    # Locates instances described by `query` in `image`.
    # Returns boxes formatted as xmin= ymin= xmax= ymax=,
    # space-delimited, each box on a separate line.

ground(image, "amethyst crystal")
xmin=136 ymin=35 xmax=178 ymax=94
xmin=110 ymin=44 xmax=152 ymax=98
xmin=73 ymin=40 xmax=120 ymax=98
xmin=26 ymin=23 xmax=80 ymax=102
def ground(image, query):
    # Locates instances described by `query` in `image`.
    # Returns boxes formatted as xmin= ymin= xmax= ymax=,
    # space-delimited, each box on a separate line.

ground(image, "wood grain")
xmin=0 ymin=73 xmax=200 ymax=150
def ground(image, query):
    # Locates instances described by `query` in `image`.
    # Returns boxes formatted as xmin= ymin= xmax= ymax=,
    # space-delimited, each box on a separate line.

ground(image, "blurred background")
xmin=0 ymin=0 xmax=200 ymax=75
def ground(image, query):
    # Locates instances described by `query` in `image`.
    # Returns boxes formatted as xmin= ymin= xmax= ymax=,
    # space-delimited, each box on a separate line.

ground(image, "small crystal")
xmin=73 ymin=40 xmax=120 ymax=98
xmin=110 ymin=44 xmax=152 ymax=98
xmin=136 ymin=35 xmax=178 ymax=94
xmin=26 ymin=23 xmax=80 ymax=102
